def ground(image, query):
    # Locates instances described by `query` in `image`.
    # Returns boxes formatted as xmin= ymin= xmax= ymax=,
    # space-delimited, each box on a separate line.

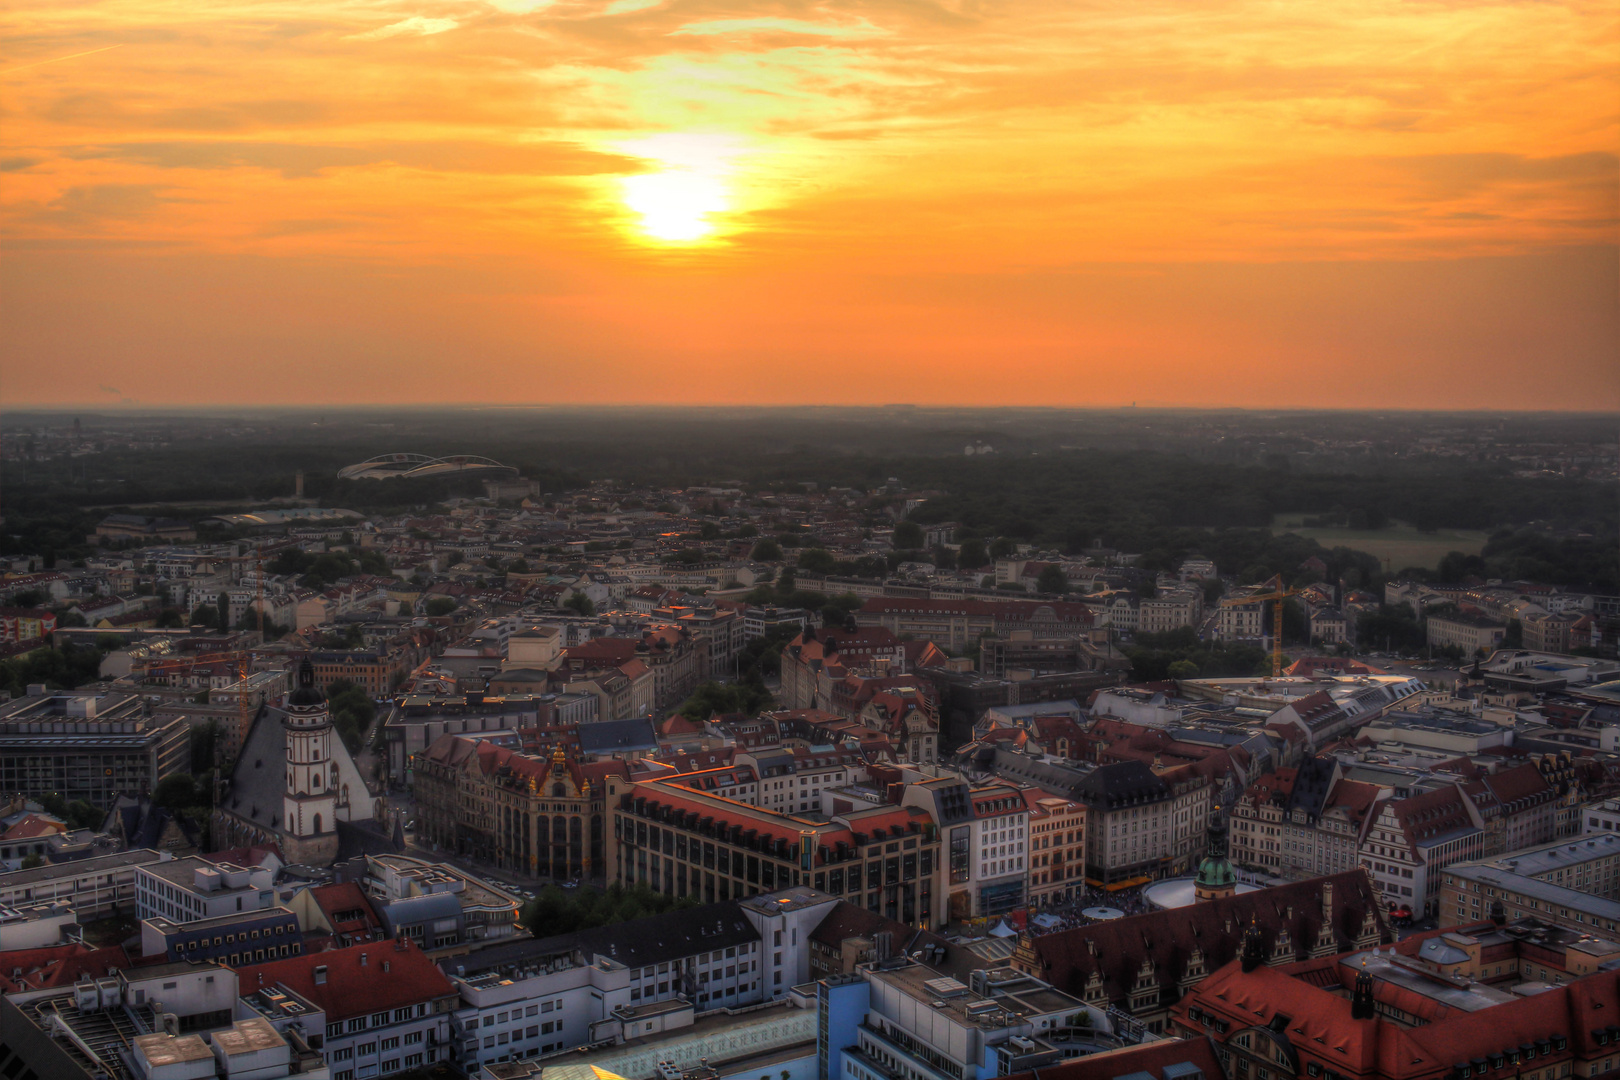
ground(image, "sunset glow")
xmin=618 ymin=134 xmax=740 ymax=243
xmin=0 ymin=0 xmax=1614 ymax=407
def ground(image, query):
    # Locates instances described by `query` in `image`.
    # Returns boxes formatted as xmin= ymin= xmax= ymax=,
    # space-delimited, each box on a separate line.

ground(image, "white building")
xmin=135 ymin=857 xmax=275 ymax=924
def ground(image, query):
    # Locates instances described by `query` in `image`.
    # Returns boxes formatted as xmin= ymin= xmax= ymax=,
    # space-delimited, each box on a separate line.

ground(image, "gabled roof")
xmin=1027 ymin=870 xmax=1388 ymax=1009
xmin=235 ymin=939 xmax=453 ymax=1021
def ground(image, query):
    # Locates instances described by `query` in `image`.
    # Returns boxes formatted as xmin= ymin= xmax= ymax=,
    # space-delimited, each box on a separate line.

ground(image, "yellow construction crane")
xmin=1221 ymin=580 xmax=1304 ymax=677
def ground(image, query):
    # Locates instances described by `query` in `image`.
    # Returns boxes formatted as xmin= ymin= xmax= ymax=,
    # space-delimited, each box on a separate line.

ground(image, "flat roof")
xmin=1443 ymin=865 xmax=1620 ymax=920
xmin=211 ymin=1017 xmax=287 ymax=1055
xmin=1465 ymin=834 xmax=1620 ymax=877
xmin=1342 ymin=950 xmax=1516 ymax=1013
xmin=145 ymin=905 xmax=298 ymax=935
xmin=737 ymin=887 xmax=835 ymax=915
xmin=0 ymin=847 xmax=163 ymax=888
xmin=866 ymin=959 xmax=1083 ymax=1026
xmin=139 ymin=857 xmax=260 ymax=889
xmin=134 ymin=1033 xmax=214 ymax=1065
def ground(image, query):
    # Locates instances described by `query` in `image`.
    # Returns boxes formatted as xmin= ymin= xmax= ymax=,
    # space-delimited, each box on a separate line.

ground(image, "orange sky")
xmin=2 ymin=0 xmax=1616 ymax=408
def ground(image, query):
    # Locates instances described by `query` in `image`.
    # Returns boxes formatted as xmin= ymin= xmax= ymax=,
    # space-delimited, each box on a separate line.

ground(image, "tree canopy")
xmin=519 ymin=881 xmax=697 ymax=936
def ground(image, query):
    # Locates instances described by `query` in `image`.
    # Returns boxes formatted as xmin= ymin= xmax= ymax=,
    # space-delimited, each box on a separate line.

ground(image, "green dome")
xmin=1195 ymin=855 xmax=1236 ymax=888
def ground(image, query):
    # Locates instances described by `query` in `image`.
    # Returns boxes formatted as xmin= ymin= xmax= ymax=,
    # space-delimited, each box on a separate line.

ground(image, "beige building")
xmin=1427 ymin=612 xmax=1508 ymax=655
xmin=1139 ymin=589 xmax=1203 ymax=635
xmin=1229 ymin=766 xmax=1380 ymax=881
xmin=1523 ymin=611 xmax=1584 ymax=654
xmin=413 ymin=737 xmax=624 ymax=879
xmin=1439 ymin=833 xmax=1620 ymax=936
xmin=605 ymin=772 xmax=947 ymax=928
xmin=1025 ymin=794 xmax=1087 ymax=908
xmin=1216 ymin=596 xmax=1266 ymax=641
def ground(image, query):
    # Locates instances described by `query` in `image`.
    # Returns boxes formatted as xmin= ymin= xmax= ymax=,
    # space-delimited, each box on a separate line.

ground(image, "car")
xmin=561 ymin=880 xmax=579 ymax=889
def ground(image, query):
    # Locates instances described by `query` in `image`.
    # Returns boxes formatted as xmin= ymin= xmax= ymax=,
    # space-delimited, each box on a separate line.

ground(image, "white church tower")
xmin=282 ymin=658 xmax=339 ymax=864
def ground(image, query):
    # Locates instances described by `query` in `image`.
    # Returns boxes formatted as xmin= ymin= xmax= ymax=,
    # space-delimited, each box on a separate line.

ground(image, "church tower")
xmin=1194 ymin=805 xmax=1238 ymax=903
xmin=282 ymin=659 xmax=339 ymax=864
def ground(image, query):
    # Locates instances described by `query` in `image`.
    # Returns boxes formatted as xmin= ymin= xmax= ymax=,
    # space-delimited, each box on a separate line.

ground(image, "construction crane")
xmin=1220 ymin=579 xmax=1304 ymax=677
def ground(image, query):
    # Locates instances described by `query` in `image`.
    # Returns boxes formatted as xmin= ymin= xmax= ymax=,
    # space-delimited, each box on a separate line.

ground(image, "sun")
xmin=615 ymin=133 xmax=742 ymax=245
xmin=621 ymin=170 xmax=727 ymax=242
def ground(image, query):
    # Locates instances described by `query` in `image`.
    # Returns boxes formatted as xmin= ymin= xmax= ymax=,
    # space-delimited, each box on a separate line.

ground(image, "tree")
xmin=216 ymin=591 xmax=232 ymax=631
xmin=1036 ymin=565 xmax=1068 ymax=595
xmin=750 ymin=539 xmax=783 ymax=562
xmin=678 ymin=680 xmax=771 ymax=721
xmin=20 ymin=853 xmax=43 ymax=869
xmin=989 ymin=537 xmax=1017 ymax=559
xmin=563 ymin=593 xmax=595 ymax=617
xmin=65 ymin=799 xmax=103 ymax=830
xmin=327 ymin=679 xmax=376 ymax=754
xmin=957 ymin=539 xmax=988 ymax=569
xmin=892 ymin=521 xmax=924 ymax=549
xmin=154 ymin=773 xmax=200 ymax=812
xmin=56 ymin=610 xmax=88 ymax=628
xmin=796 ymin=548 xmax=837 ymax=575
xmin=1167 ymin=659 xmax=1201 ymax=680
xmin=424 ymin=596 xmax=458 ymax=618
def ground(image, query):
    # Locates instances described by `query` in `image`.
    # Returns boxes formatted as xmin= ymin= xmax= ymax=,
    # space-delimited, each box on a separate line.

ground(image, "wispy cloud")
xmin=349 ymin=16 xmax=459 ymax=41
xmin=670 ymin=18 xmax=887 ymax=38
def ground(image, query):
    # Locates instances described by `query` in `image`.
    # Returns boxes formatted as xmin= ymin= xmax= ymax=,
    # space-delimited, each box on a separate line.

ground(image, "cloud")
xmin=670 ymin=18 xmax=887 ymax=38
xmin=349 ymin=16 xmax=460 ymax=41
xmin=68 ymin=139 xmax=641 ymax=178
xmin=37 ymin=184 xmax=168 ymax=224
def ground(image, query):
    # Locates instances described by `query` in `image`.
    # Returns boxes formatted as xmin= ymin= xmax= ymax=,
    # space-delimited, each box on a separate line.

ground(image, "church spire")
xmin=1240 ymin=917 xmax=1265 ymax=972
xmin=1195 ymin=805 xmax=1238 ymax=903
xmin=1351 ymin=959 xmax=1376 ymax=1020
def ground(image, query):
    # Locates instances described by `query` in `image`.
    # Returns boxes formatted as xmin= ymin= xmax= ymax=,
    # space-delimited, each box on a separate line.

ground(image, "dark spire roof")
xmin=288 ymin=658 xmax=325 ymax=707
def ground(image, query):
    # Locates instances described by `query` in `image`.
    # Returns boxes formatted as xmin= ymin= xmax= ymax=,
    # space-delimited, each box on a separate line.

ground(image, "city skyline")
xmin=2 ymin=0 xmax=1616 ymax=409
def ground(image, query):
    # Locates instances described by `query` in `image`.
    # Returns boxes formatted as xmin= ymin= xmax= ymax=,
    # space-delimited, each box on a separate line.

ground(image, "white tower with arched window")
xmin=282 ymin=658 xmax=338 ymax=862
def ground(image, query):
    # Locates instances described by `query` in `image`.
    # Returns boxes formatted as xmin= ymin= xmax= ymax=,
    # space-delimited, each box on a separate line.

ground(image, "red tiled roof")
xmin=1 ymin=814 xmax=66 ymax=841
xmin=0 ymin=943 xmax=131 ymax=992
xmin=235 ymin=939 xmax=454 ymax=1021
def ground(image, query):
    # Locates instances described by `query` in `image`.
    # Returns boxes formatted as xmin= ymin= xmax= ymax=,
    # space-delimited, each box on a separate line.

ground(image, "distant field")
xmin=1271 ymin=513 xmax=1487 ymax=571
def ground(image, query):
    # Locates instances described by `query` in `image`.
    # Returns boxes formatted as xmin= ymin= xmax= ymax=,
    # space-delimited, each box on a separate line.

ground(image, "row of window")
xmin=325 ymin=1006 xmax=427 ymax=1037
